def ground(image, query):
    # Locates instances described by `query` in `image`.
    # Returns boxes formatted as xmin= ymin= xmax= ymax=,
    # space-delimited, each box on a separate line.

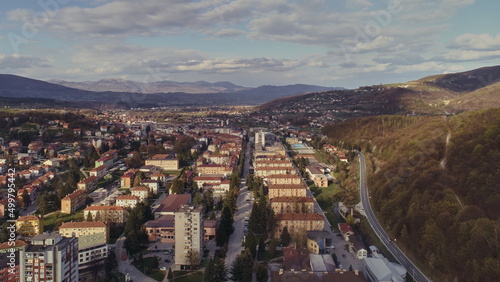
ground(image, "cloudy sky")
xmin=1 ymin=0 xmax=499 ymax=88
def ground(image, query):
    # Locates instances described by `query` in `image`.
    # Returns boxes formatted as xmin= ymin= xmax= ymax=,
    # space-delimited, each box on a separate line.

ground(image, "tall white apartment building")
xmin=174 ymin=205 xmax=203 ymax=270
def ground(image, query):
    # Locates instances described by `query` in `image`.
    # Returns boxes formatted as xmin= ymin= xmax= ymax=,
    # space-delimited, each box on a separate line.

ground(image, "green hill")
xmin=322 ymin=108 xmax=500 ymax=281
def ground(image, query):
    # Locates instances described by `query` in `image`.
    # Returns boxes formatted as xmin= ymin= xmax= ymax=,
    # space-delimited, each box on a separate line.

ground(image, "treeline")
xmin=322 ymin=110 xmax=500 ymax=281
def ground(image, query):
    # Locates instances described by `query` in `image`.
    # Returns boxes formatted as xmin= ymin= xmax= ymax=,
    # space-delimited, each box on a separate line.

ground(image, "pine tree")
xmin=280 ymin=226 xmax=291 ymax=246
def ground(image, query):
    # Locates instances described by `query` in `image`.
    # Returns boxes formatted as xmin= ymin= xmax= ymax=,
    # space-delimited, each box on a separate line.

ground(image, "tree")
xmin=133 ymin=171 xmax=145 ymax=187
xmin=230 ymin=249 xmax=253 ymax=282
xmin=280 ymin=226 xmax=291 ymax=246
xmin=105 ymin=250 xmax=118 ymax=277
xmin=151 ymin=255 xmax=160 ymax=270
xmin=186 ymin=249 xmax=201 ymax=271
xmin=254 ymin=263 xmax=268 ymax=282
xmin=204 ymin=258 xmax=228 ymax=282
xmin=268 ymin=239 xmax=277 ymax=258
xmin=245 ymin=230 xmax=257 ymax=258
xmin=86 ymin=212 xmax=93 ymax=222
xmin=170 ymin=179 xmax=185 ymax=194
xmin=21 ymin=189 xmax=30 ymax=207
xmin=167 ymin=267 xmax=173 ymax=281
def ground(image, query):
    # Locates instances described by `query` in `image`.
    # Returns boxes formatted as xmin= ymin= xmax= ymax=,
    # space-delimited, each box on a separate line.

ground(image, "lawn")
xmin=132 ymin=257 xmax=165 ymax=281
xmin=43 ymin=211 xmax=84 ymax=231
xmin=313 ymin=182 xmax=343 ymax=211
xmin=172 ymin=271 xmax=203 ymax=282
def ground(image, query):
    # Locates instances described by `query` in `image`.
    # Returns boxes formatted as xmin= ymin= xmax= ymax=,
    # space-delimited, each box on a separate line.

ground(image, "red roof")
xmin=339 ymin=223 xmax=354 ymax=234
xmin=275 ymin=213 xmax=324 ymax=221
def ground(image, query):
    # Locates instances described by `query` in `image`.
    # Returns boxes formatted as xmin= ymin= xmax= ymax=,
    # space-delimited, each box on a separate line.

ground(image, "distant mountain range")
xmin=260 ymin=65 xmax=500 ymax=115
xmin=48 ymin=78 xmax=251 ymax=94
xmin=0 ymin=74 xmax=338 ymax=108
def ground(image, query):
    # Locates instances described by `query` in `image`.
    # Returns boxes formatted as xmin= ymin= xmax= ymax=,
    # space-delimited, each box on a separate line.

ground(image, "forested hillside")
xmin=322 ymin=109 xmax=500 ymax=281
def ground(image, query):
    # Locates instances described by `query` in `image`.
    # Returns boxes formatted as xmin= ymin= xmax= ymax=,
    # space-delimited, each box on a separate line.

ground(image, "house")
xmin=61 ymin=190 xmax=87 ymax=214
xmin=338 ymin=223 xmax=354 ymax=241
xmin=0 ymin=198 xmax=9 ymax=218
xmin=115 ymin=195 xmax=140 ymax=208
xmin=203 ymin=220 xmax=218 ymax=241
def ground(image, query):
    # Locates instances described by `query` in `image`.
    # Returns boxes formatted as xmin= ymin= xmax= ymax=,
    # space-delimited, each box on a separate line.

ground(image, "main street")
xmin=225 ymin=138 xmax=253 ymax=270
xmin=358 ymin=152 xmax=430 ymax=282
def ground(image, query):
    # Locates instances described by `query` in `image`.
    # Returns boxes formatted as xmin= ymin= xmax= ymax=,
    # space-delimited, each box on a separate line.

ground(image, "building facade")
xmin=174 ymin=206 xmax=203 ymax=269
xmin=16 ymin=215 xmax=43 ymax=237
xmin=61 ymin=190 xmax=87 ymax=214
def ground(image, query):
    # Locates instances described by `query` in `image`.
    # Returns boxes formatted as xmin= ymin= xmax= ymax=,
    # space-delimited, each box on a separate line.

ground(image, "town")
xmin=0 ymin=108 xmax=406 ymax=282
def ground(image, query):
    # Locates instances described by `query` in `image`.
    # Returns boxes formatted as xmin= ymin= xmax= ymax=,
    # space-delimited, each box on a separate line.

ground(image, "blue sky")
xmin=1 ymin=0 xmax=499 ymax=88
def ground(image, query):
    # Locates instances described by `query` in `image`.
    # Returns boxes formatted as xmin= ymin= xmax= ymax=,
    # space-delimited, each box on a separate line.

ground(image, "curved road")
xmin=358 ymin=152 xmax=430 ymax=282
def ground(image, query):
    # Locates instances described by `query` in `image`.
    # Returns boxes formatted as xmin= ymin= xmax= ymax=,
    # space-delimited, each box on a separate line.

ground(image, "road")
xmin=225 ymin=138 xmax=253 ymax=269
xmin=358 ymin=152 xmax=430 ymax=282
xmin=115 ymin=234 xmax=157 ymax=282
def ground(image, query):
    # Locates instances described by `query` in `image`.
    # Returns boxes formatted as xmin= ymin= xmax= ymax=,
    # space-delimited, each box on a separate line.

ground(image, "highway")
xmin=358 ymin=152 xmax=430 ymax=282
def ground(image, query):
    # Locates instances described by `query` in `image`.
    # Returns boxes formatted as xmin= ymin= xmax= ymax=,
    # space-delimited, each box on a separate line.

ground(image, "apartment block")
xmin=174 ymin=205 xmax=203 ymax=270
xmin=59 ymin=221 xmax=109 ymax=243
xmin=61 ymin=190 xmax=87 ymax=214
xmin=20 ymin=233 xmax=79 ymax=282
xmin=16 ymin=215 xmax=43 ymax=237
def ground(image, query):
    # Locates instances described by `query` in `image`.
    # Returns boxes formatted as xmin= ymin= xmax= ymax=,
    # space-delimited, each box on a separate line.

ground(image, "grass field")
xmin=43 ymin=211 xmax=84 ymax=231
xmin=172 ymin=271 xmax=203 ymax=282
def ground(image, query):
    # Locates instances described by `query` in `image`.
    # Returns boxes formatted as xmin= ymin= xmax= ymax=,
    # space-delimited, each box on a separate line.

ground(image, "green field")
xmin=172 ymin=271 xmax=203 ymax=282
xmin=43 ymin=211 xmax=84 ymax=231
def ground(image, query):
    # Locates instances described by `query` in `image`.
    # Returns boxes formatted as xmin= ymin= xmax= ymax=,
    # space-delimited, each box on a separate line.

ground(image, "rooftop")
xmin=59 ymin=221 xmax=107 ymax=229
xmin=155 ymin=194 xmax=191 ymax=214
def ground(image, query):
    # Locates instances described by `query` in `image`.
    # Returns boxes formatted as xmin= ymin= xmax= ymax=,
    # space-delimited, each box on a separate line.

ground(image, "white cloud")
xmin=0 ymin=54 xmax=51 ymax=69
xmin=448 ymin=33 xmax=500 ymax=51
xmin=345 ymin=0 xmax=374 ymax=10
xmin=353 ymin=36 xmax=394 ymax=52
xmin=440 ymin=50 xmax=500 ymax=62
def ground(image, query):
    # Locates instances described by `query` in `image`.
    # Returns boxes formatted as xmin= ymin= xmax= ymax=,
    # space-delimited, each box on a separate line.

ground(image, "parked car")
xmin=160 ymin=267 xmax=167 ymax=270
xmin=342 ymin=254 xmax=346 ymax=258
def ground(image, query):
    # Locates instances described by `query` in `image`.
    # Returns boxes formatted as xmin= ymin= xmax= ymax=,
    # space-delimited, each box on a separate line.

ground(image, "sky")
xmin=1 ymin=0 xmax=499 ymax=88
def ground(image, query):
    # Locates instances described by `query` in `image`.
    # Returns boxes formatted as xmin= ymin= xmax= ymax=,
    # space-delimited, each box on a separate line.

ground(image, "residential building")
xmin=144 ymin=215 xmax=175 ymax=242
xmin=196 ymin=164 xmax=229 ymax=175
xmin=130 ymin=186 xmax=149 ymax=201
xmin=338 ymin=223 xmax=354 ymax=241
xmin=271 ymin=196 xmax=315 ymax=214
xmin=145 ymin=153 xmax=179 ymax=170
xmin=120 ymin=171 xmax=135 ymax=188
xmin=306 ymin=231 xmax=331 ymax=254
xmin=174 ymin=205 xmax=203 ymax=270
xmin=77 ymin=176 xmax=98 ymax=192
xmin=16 ymin=215 xmax=43 ymax=237
xmin=0 ymin=240 xmax=27 ymax=282
xmin=94 ymin=156 xmax=113 ymax=168
xmin=59 ymin=221 xmax=110 ymax=243
xmin=116 ymin=195 xmax=140 ymax=208
xmin=255 ymin=167 xmax=295 ymax=177
xmin=203 ymin=220 xmax=218 ymax=241
xmin=77 ymin=232 xmax=108 ymax=280
xmin=275 ymin=213 xmax=325 ymax=238
xmin=20 ymin=233 xmax=79 ymax=282
xmin=154 ymin=194 xmax=191 ymax=219
xmin=141 ymin=180 xmax=159 ymax=194
xmin=90 ymin=165 xmax=109 ymax=179
xmin=83 ymin=206 xmax=128 ymax=224
xmin=268 ymin=184 xmax=308 ymax=199
xmin=267 ymin=174 xmax=302 ymax=185
xmin=61 ymin=190 xmax=87 ymax=214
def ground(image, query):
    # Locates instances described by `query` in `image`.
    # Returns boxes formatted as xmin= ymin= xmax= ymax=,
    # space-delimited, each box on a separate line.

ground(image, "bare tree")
xmin=185 ymin=249 xmax=200 ymax=272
